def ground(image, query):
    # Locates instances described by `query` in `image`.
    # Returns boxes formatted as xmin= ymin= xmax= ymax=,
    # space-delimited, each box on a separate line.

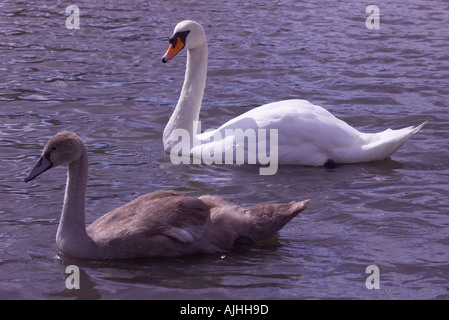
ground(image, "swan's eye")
xmin=177 ymin=30 xmax=190 ymax=44
xmin=169 ymin=36 xmax=177 ymax=49
xmin=169 ymin=31 xmax=190 ymax=49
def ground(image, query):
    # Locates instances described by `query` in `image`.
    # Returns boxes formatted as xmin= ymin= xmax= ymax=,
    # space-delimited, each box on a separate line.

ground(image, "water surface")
xmin=0 ymin=0 xmax=448 ymax=299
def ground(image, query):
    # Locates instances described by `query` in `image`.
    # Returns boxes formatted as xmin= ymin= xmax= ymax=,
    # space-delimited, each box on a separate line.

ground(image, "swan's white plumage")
xmin=162 ymin=20 xmax=425 ymax=166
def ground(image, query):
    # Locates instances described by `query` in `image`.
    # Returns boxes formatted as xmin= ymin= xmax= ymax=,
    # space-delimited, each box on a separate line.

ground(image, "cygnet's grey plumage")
xmin=24 ymin=131 xmax=310 ymax=260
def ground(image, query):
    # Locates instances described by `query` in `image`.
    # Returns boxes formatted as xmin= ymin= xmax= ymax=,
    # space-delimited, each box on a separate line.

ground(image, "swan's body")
xmin=162 ymin=20 xmax=425 ymax=168
xmin=24 ymin=131 xmax=310 ymax=260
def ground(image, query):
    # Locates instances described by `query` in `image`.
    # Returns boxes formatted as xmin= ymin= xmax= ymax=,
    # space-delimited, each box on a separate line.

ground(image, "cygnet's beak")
xmin=24 ymin=153 xmax=53 ymax=182
xmin=161 ymin=37 xmax=185 ymax=63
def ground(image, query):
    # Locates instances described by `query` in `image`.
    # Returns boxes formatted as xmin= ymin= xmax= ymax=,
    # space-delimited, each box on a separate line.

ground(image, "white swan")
xmin=24 ymin=131 xmax=310 ymax=259
xmin=161 ymin=20 xmax=426 ymax=169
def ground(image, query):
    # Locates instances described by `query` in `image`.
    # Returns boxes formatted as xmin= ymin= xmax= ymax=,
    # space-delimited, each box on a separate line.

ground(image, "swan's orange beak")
xmin=161 ymin=37 xmax=185 ymax=63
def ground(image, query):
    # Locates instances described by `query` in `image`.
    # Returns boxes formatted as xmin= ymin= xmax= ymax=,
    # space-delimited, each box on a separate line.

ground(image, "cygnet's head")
xmin=24 ymin=131 xmax=85 ymax=182
xmin=161 ymin=20 xmax=206 ymax=63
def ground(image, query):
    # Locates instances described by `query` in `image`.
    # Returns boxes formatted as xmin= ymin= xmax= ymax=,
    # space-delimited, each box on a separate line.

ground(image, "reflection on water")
xmin=1 ymin=0 xmax=449 ymax=299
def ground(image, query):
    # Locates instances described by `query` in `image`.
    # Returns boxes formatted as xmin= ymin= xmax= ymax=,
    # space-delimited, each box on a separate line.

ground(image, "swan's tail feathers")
xmin=236 ymin=199 xmax=310 ymax=245
xmin=361 ymin=121 xmax=427 ymax=162
xmin=397 ymin=120 xmax=427 ymax=136
xmin=411 ymin=120 xmax=427 ymax=134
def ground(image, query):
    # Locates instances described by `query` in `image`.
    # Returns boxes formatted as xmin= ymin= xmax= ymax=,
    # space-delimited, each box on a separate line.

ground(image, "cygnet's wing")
xmin=87 ymin=190 xmax=211 ymax=245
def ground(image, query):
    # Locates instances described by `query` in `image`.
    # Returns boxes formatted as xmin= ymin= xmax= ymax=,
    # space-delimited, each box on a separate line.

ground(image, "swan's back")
xmin=197 ymin=99 xmax=363 ymax=165
xmin=87 ymin=190 xmax=217 ymax=258
xmin=197 ymin=99 xmax=425 ymax=166
xmin=86 ymin=190 xmax=310 ymax=259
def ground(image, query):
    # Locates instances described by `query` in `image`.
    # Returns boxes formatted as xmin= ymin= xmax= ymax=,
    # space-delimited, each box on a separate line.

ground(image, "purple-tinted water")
xmin=0 ymin=0 xmax=448 ymax=299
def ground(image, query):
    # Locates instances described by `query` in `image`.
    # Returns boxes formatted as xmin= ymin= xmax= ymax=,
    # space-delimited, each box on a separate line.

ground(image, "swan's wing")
xmin=209 ymin=99 xmax=425 ymax=165
xmin=197 ymin=99 xmax=364 ymax=165
xmin=87 ymin=190 xmax=211 ymax=244
xmin=161 ymin=226 xmax=204 ymax=243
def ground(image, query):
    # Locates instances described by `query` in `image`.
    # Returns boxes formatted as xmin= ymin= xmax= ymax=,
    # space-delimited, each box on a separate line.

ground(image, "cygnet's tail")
xmin=359 ymin=121 xmax=427 ymax=162
xmin=236 ymin=199 xmax=311 ymax=245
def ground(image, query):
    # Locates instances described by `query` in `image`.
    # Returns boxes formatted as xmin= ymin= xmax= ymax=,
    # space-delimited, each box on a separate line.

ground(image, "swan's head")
xmin=24 ymin=131 xmax=86 ymax=182
xmin=162 ymin=20 xmax=206 ymax=63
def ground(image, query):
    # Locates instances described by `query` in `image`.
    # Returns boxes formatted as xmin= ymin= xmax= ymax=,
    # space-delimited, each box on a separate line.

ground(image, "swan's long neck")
xmin=163 ymin=41 xmax=208 ymax=151
xmin=56 ymin=149 xmax=96 ymax=257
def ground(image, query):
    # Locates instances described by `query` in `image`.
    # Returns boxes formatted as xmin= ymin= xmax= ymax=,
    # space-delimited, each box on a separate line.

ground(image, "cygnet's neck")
xmin=163 ymin=41 xmax=208 ymax=151
xmin=56 ymin=150 xmax=96 ymax=258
